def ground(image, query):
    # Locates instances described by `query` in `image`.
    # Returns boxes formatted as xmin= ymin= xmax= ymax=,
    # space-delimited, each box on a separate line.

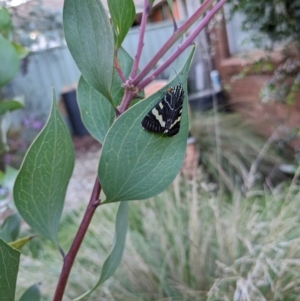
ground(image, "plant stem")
xmin=114 ymin=52 xmax=126 ymax=84
xmin=137 ymin=0 xmax=227 ymax=91
xmin=129 ymin=0 xmax=152 ymax=79
xmin=131 ymin=0 xmax=218 ymax=87
xmin=117 ymin=86 xmax=137 ymax=115
xmin=118 ymin=0 xmax=227 ymax=112
xmin=53 ymin=178 xmax=102 ymax=301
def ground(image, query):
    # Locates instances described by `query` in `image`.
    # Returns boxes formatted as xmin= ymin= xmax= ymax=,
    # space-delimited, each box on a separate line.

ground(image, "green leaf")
xmin=9 ymin=236 xmax=34 ymax=251
xmin=0 ymin=7 xmax=12 ymax=39
xmin=0 ymin=213 xmax=21 ymax=243
xmin=99 ymin=46 xmax=196 ymax=203
xmin=108 ymin=0 xmax=136 ymax=48
xmin=13 ymin=94 xmax=75 ymax=245
xmin=77 ymin=76 xmax=114 ymax=144
xmin=0 ymin=100 xmax=23 ymax=116
xmin=0 ymin=35 xmax=20 ymax=88
xmin=12 ymin=43 xmax=29 ymax=60
xmin=19 ymin=283 xmax=40 ymax=301
xmin=99 ymin=201 xmax=128 ymax=282
xmin=77 ymin=48 xmax=133 ymax=143
xmin=0 ymin=238 xmax=20 ymax=301
xmin=74 ymin=201 xmax=128 ymax=301
xmin=63 ymin=0 xmax=114 ymax=100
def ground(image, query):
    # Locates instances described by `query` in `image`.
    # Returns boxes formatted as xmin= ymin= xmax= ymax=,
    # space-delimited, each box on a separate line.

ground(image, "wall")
xmin=212 ymin=10 xmax=300 ymax=146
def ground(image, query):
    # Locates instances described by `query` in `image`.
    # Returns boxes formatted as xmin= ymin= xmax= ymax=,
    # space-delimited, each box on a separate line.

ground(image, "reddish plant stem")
xmin=114 ymin=52 xmax=126 ymax=84
xmin=117 ymin=86 xmax=136 ymax=115
xmin=117 ymin=0 xmax=227 ymax=119
xmin=129 ymin=0 xmax=152 ymax=79
xmin=53 ymin=178 xmax=102 ymax=301
xmin=137 ymin=0 xmax=227 ymax=91
xmin=130 ymin=0 xmax=218 ymax=87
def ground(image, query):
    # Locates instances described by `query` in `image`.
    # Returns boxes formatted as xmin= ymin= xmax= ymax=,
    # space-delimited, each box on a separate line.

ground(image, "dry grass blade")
xmin=16 ymin=170 xmax=300 ymax=301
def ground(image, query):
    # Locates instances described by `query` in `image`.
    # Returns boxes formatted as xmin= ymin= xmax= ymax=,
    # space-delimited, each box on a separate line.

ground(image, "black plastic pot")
xmin=61 ymin=90 xmax=89 ymax=136
xmin=188 ymin=90 xmax=227 ymax=112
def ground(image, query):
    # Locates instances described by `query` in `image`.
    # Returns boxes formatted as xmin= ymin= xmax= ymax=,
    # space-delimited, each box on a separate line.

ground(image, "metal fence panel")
xmin=4 ymin=21 xmax=182 ymax=127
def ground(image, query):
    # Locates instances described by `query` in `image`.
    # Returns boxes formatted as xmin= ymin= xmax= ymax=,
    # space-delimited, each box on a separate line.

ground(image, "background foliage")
xmin=15 ymin=171 xmax=300 ymax=301
xmin=226 ymin=0 xmax=300 ymax=104
xmin=227 ymin=0 xmax=300 ymax=43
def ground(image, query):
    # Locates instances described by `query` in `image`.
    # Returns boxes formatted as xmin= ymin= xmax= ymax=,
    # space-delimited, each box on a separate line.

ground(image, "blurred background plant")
xmin=0 ymin=6 xmax=28 ymax=217
xmin=5 ymin=111 xmax=44 ymax=169
xmin=226 ymin=0 xmax=300 ymax=104
xmin=4 ymin=0 xmax=64 ymax=50
xmin=190 ymin=112 xmax=292 ymax=192
xmin=15 ymin=169 xmax=300 ymax=301
xmin=0 ymin=6 xmax=28 ymax=169
xmin=0 ymin=0 xmax=62 ymax=170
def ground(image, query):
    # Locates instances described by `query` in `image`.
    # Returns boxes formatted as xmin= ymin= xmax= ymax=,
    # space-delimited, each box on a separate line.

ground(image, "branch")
xmin=137 ymin=0 xmax=227 ymax=91
xmin=131 ymin=0 xmax=218 ymax=86
xmin=53 ymin=178 xmax=102 ymax=301
xmin=117 ymin=86 xmax=136 ymax=115
xmin=129 ymin=0 xmax=153 ymax=79
xmin=114 ymin=51 xmax=126 ymax=84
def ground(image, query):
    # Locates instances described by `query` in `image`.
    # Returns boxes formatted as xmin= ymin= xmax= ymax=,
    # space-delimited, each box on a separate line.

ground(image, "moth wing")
xmin=141 ymin=101 xmax=166 ymax=134
xmin=141 ymin=84 xmax=185 ymax=137
xmin=165 ymin=85 xmax=184 ymax=137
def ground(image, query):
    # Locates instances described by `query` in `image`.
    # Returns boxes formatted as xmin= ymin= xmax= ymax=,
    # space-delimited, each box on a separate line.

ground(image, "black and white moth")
xmin=141 ymin=84 xmax=184 ymax=137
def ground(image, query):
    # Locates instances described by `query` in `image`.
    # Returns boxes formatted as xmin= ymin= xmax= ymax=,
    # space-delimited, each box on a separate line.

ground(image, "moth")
xmin=141 ymin=84 xmax=184 ymax=137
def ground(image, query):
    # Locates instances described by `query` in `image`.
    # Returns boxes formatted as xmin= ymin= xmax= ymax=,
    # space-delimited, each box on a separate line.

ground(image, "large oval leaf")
xmin=77 ymin=48 xmax=133 ymax=144
xmin=0 ymin=238 xmax=20 ymax=301
xmin=0 ymin=35 xmax=20 ymax=88
xmin=108 ymin=0 xmax=136 ymax=48
xmin=63 ymin=0 xmax=114 ymax=100
xmin=14 ymin=95 xmax=75 ymax=245
xmin=99 ymin=46 xmax=196 ymax=203
xmin=77 ymin=76 xmax=114 ymax=144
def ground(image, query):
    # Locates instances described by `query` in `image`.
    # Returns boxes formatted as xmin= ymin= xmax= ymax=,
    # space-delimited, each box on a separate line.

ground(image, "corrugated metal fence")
xmin=4 ymin=21 xmax=183 ymax=127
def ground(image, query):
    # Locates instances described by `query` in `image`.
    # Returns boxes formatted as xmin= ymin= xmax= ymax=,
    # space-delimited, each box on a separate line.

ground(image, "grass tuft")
xmin=190 ymin=112 xmax=290 ymax=192
xmin=17 ymin=171 xmax=300 ymax=301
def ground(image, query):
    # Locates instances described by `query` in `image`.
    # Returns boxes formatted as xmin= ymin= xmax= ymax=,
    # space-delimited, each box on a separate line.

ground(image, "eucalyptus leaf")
xmin=74 ymin=201 xmax=128 ymax=301
xmin=0 ymin=238 xmax=20 ymax=301
xmin=14 ymin=94 xmax=74 ymax=245
xmin=108 ymin=0 xmax=136 ymax=48
xmin=0 ymin=35 xmax=20 ymax=88
xmin=77 ymin=48 xmax=133 ymax=144
xmin=63 ymin=0 xmax=114 ymax=100
xmin=99 ymin=46 xmax=195 ymax=203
